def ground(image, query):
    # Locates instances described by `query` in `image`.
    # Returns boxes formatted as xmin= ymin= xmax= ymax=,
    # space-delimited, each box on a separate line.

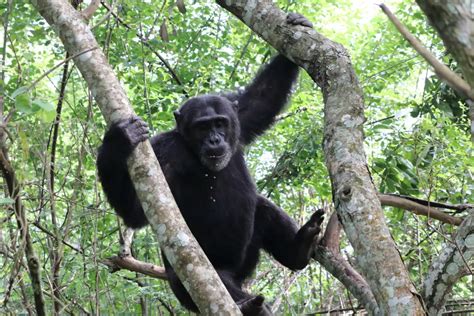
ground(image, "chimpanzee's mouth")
xmin=207 ymin=153 xmax=226 ymax=159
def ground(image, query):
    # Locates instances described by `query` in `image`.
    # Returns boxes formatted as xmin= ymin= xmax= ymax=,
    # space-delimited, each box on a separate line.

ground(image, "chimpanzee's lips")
xmin=207 ymin=153 xmax=226 ymax=159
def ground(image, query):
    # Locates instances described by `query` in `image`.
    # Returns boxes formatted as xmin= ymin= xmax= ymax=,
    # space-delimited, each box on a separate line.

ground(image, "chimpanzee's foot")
xmin=238 ymin=295 xmax=272 ymax=316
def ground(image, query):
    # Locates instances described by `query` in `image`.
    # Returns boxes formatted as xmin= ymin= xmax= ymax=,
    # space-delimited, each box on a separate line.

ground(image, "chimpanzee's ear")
xmin=173 ymin=110 xmax=182 ymax=125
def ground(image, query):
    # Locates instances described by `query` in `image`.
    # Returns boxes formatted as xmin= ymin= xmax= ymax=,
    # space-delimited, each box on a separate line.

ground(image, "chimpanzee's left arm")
xmin=227 ymin=13 xmax=313 ymax=145
xmin=255 ymin=195 xmax=324 ymax=270
xmin=232 ymin=55 xmax=299 ymax=145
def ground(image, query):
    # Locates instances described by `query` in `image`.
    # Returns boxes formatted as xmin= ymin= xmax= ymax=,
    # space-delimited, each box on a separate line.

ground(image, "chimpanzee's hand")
xmin=300 ymin=209 xmax=324 ymax=241
xmin=115 ymin=115 xmax=149 ymax=150
xmin=286 ymin=12 xmax=313 ymax=28
xmin=297 ymin=209 xmax=325 ymax=259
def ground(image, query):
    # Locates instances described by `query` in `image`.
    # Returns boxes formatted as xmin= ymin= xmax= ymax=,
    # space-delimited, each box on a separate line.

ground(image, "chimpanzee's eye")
xmin=215 ymin=118 xmax=228 ymax=129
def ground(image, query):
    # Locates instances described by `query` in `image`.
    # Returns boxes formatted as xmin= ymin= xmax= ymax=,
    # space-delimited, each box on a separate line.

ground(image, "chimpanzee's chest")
xmin=165 ymin=155 xmax=257 ymax=268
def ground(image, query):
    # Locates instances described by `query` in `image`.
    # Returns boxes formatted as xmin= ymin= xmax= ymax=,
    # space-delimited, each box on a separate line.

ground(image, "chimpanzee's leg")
xmin=163 ymin=255 xmax=271 ymax=315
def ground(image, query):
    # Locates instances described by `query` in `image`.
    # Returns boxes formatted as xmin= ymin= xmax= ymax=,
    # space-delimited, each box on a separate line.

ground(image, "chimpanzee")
xmin=97 ymin=13 xmax=323 ymax=315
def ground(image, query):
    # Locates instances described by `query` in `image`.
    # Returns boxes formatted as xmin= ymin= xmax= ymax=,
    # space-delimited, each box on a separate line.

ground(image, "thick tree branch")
xmin=313 ymin=247 xmax=379 ymax=314
xmin=31 ymin=0 xmax=240 ymax=314
xmin=379 ymin=194 xmax=464 ymax=226
xmin=216 ymin=1 xmax=424 ymax=313
xmin=320 ymin=211 xmax=341 ymax=252
xmin=422 ymin=209 xmax=474 ymax=314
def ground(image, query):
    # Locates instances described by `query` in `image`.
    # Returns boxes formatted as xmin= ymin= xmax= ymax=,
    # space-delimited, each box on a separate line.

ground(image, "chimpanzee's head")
xmin=174 ymin=95 xmax=240 ymax=171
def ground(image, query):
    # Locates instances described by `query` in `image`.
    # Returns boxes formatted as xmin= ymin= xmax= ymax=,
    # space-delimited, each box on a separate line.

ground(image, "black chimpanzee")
xmin=97 ymin=13 xmax=323 ymax=315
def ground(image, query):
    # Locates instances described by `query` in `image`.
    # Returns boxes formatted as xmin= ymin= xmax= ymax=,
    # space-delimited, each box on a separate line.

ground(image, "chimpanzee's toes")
xmin=238 ymin=295 xmax=272 ymax=316
xmin=286 ymin=12 xmax=313 ymax=28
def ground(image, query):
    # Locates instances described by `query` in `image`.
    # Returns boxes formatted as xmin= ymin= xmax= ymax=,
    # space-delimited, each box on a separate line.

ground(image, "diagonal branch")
xmin=31 ymin=0 xmax=240 ymax=314
xmin=379 ymin=4 xmax=474 ymax=101
xmin=415 ymin=0 xmax=474 ymax=140
xmin=102 ymin=256 xmax=167 ymax=280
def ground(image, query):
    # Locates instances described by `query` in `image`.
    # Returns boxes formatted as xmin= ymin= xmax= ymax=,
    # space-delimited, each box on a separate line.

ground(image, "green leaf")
xmin=11 ymin=86 xmax=29 ymax=98
xmin=0 ymin=197 xmax=15 ymax=205
xmin=32 ymin=99 xmax=55 ymax=112
xmin=17 ymin=127 xmax=29 ymax=160
xmin=15 ymin=92 xmax=33 ymax=113
xmin=36 ymin=109 xmax=56 ymax=123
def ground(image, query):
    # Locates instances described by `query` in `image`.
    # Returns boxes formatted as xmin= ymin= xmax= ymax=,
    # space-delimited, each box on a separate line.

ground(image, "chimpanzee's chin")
xmin=202 ymin=152 xmax=231 ymax=172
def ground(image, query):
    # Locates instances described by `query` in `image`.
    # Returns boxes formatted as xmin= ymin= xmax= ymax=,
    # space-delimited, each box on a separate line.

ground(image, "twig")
xmin=91 ymin=0 xmax=116 ymax=30
xmin=81 ymin=0 xmax=100 ymax=20
xmin=27 ymin=47 xmax=98 ymax=92
xmin=100 ymin=1 xmax=187 ymax=95
xmin=102 ymin=255 xmax=168 ymax=280
xmin=32 ymin=222 xmax=83 ymax=254
xmin=384 ymin=193 xmax=473 ymax=212
xmin=378 ymin=4 xmax=474 ymax=100
xmin=274 ymin=106 xmax=308 ymax=122
xmin=229 ymin=33 xmax=254 ymax=81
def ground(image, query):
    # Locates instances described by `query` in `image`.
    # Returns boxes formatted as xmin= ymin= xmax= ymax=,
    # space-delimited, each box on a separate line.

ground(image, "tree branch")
xmin=81 ymin=0 xmax=100 ymax=20
xmin=0 ymin=146 xmax=46 ymax=315
xmin=379 ymin=194 xmax=464 ymax=226
xmin=102 ymin=255 xmax=168 ymax=280
xmin=314 ymin=213 xmax=379 ymax=314
xmin=31 ymin=0 xmax=240 ymax=314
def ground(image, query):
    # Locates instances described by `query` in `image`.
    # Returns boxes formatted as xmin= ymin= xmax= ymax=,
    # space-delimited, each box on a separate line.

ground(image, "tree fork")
xmin=216 ymin=0 xmax=425 ymax=313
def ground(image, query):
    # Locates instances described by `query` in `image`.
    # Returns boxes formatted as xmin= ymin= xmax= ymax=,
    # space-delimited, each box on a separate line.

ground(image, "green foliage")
xmin=1 ymin=0 xmax=472 ymax=314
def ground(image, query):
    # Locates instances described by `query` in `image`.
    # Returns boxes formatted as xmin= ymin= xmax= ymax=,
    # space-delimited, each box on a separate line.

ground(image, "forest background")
xmin=1 ymin=0 xmax=473 ymax=314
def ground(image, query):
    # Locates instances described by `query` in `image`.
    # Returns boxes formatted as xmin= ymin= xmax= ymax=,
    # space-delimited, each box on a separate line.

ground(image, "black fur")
xmin=98 ymin=19 xmax=323 ymax=315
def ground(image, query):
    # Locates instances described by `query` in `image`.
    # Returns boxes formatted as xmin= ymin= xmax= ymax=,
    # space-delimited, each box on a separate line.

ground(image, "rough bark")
xmin=415 ymin=0 xmax=474 ymax=138
xmin=30 ymin=0 xmax=240 ymax=314
xmin=216 ymin=1 xmax=425 ymax=314
xmin=422 ymin=209 xmax=474 ymax=315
